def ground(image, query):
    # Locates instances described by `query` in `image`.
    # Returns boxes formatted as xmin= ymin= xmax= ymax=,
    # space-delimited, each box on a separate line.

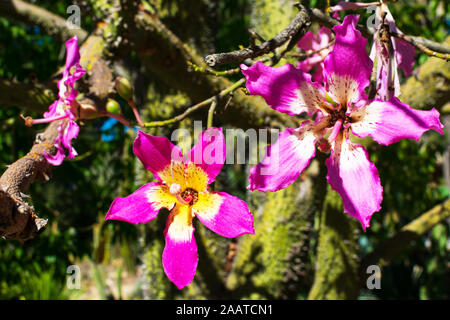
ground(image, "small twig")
xmin=99 ymin=111 xmax=133 ymax=127
xmin=391 ymin=32 xmax=450 ymax=61
xmin=289 ymin=39 xmax=335 ymax=58
xmin=127 ymin=99 xmax=145 ymax=127
xmin=203 ymin=4 xmax=311 ymax=67
xmin=248 ymin=29 xmax=266 ymax=45
xmin=187 ymin=61 xmax=241 ymax=77
xmin=144 ymin=78 xmax=245 ymax=128
xmin=207 ymin=97 xmax=218 ymax=129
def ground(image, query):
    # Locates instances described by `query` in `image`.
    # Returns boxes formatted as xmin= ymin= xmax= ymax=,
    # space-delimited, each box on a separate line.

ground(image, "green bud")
xmin=106 ymin=98 xmax=121 ymax=115
xmin=115 ymin=76 xmax=133 ymax=101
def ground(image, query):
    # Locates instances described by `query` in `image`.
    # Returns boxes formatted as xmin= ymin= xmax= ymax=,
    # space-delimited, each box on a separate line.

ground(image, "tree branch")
xmin=0 ymin=0 xmax=88 ymax=42
xmin=203 ymin=4 xmax=311 ymax=67
xmin=0 ymin=79 xmax=57 ymax=113
xmin=360 ymin=198 xmax=450 ymax=276
xmin=0 ymin=121 xmax=61 ymax=241
xmin=144 ymin=78 xmax=245 ymax=128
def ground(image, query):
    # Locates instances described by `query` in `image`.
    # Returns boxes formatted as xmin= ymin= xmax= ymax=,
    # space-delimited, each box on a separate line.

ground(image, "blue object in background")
xmin=100 ymin=118 xmax=137 ymax=142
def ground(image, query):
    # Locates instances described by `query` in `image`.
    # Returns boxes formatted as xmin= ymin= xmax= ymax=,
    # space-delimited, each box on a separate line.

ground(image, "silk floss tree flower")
xmin=105 ymin=128 xmax=254 ymax=289
xmin=23 ymin=36 xmax=86 ymax=165
xmin=241 ymin=15 xmax=443 ymax=230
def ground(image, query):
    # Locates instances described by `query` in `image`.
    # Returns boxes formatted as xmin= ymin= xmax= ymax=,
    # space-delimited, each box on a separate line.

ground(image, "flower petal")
xmin=297 ymin=31 xmax=320 ymax=51
xmin=330 ymin=1 xmax=378 ymax=11
xmin=241 ymin=61 xmax=329 ymax=116
xmin=133 ymin=130 xmax=183 ymax=181
xmin=350 ymin=97 xmax=444 ymax=145
xmin=61 ymin=119 xmax=79 ymax=159
xmin=393 ymin=38 xmax=416 ymax=77
xmin=44 ymin=135 xmax=66 ymax=166
xmin=193 ymin=192 xmax=254 ymax=238
xmin=63 ymin=36 xmax=86 ymax=85
xmin=248 ymin=121 xmax=317 ymax=192
xmin=44 ymin=100 xmax=59 ymax=119
xmin=163 ymin=204 xmax=198 ymax=289
xmin=105 ymin=182 xmax=176 ymax=224
xmin=186 ymin=127 xmax=226 ymax=184
xmin=324 ymin=15 xmax=373 ymax=105
xmin=326 ymin=135 xmax=382 ymax=230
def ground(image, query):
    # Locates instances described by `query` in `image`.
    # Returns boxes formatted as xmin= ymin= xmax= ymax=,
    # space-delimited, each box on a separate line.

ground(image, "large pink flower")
xmin=105 ymin=128 xmax=254 ymax=289
xmin=28 ymin=36 xmax=86 ymax=165
xmin=242 ymin=15 xmax=443 ymax=230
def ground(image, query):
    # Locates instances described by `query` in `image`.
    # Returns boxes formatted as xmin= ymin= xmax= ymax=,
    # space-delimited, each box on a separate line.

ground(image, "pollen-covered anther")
xmin=180 ymin=188 xmax=199 ymax=205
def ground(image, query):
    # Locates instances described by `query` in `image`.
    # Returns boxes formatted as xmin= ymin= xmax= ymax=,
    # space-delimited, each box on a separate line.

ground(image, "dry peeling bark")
xmin=0 ymin=121 xmax=60 ymax=241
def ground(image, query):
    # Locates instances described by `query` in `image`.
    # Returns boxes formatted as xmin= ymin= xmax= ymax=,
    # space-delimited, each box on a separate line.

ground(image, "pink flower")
xmin=105 ymin=128 xmax=254 ymax=289
xmin=297 ymin=26 xmax=333 ymax=84
xmin=241 ymin=15 xmax=443 ymax=230
xmin=27 ymin=36 xmax=86 ymax=165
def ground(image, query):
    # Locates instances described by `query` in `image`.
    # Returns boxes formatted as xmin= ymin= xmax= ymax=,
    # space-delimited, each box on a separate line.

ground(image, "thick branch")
xmin=360 ymin=198 xmax=450 ymax=274
xmin=204 ymin=5 xmax=311 ymax=67
xmin=0 ymin=0 xmax=88 ymax=42
xmin=0 ymin=79 xmax=57 ymax=112
xmin=0 ymin=121 xmax=61 ymax=241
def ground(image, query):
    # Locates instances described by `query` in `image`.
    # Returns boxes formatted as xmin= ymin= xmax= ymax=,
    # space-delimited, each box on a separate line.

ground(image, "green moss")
xmin=307 ymin=186 xmax=360 ymax=300
xmin=227 ymin=158 xmax=327 ymax=299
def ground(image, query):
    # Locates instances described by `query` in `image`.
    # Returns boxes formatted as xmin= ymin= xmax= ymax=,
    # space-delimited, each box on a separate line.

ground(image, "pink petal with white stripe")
xmin=105 ymin=182 xmax=175 ymax=224
xmin=326 ymin=136 xmax=382 ymax=230
xmin=193 ymin=192 xmax=254 ymax=238
xmin=186 ymin=127 xmax=226 ymax=184
xmin=163 ymin=204 xmax=198 ymax=289
xmin=133 ymin=130 xmax=183 ymax=181
xmin=350 ymin=97 xmax=444 ymax=146
xmin=241 ymin=61 xmax=328 ymax=116
xmin=248 ymin=121 xmax=317 ymax=192
xmin=324 ymin=15 xmax=373 ymax=105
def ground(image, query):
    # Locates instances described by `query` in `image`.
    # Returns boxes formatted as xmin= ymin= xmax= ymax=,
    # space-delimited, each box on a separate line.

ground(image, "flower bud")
xmin=78 ymin=102 xmax=100 ymax=119
xmin=106 ymin=98 xmax=121 ymax=115
xmin=115 ymin=76 xmax=133 ymax=101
